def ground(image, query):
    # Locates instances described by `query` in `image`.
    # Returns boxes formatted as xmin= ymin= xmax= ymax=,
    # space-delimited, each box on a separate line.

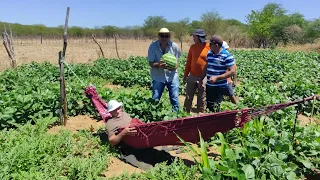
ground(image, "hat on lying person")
xmin=108 ymin=100 xmax=123 ymax=112
xmin=222 ymin=41 xmax=229 ymax=49
xmin=159 ymin=27 xmax=170 ymax=33
xmin=210 ymin=35 xmax=223 ymax=46
xmin=191 ymin=29 xmax=206 ymax=43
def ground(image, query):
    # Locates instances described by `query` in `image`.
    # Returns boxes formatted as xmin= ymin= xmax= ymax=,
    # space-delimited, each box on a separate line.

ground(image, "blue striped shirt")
xmin=206 ymin=49 xmax=235 ymax=87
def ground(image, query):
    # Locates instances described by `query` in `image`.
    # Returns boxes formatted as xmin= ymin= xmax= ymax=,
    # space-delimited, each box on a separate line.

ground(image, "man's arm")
xmin=215 ymin=64 xmax=236 ymax=81
xmin=200 ymin=53 xmax=208 ymax=81
xmin=232 ymin=70 xmax=237 ymax=85
xmin=108 ymin=127 xmax=137 ymax=146
xmin=183 ymin=47 xmax=192 ymax=79
xmin=215 ymin=53 xmax=236 ymax=81
xmin=148 ymin=43 xmax=160 ymax=68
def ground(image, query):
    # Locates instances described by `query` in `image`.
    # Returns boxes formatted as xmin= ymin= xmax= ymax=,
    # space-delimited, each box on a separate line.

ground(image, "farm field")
xmin=1 ymin=49 xmax=320 ymax=179
xmin=0 ymin=38 xmax=193 ymax=71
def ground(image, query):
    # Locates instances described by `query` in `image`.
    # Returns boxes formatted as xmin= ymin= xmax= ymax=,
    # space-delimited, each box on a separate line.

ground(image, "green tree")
xmin=143 ymin=16 xmax=167 ymax=29
xmin=102 ymin=25 xmax=119 ymax=37
xmin=246 ymin=3 xmax=286 ymax=48
xmin=270 ymin=13 xmax=307 ymax=45
xmin=142 ymin=16 xmax=167 ymax=37
xmin=177 ymin=18 xmax=190 ymax=35
xmin=69 ymin=26 xmax=84 ymax=37
xmin=304 ymin=18 xmax=320 ymax=43
xmin=200 ymin=10 xmax=222 ymax=36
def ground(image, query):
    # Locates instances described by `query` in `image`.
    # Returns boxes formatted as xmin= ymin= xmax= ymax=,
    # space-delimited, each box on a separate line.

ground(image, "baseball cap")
xmin=190 ymin=29 xmax=206 ymax=36
xmin=210 ymin=35 xmax=223 ymax=46
xmin=222 ymin=41 xmax=229 ymax=49
xmin=191 ymin=29 xmax=206 ymax=43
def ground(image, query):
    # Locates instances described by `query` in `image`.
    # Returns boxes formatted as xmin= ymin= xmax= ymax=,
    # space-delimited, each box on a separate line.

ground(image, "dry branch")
xmin=2 ymin=24 xmax=17 ymax=68
xmin=92 ymin=34 xmax=105 ymax=58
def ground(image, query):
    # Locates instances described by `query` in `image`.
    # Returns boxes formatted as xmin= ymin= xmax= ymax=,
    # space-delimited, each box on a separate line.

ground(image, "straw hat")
xmin=159 ymin=28 xmax=170 ymax=33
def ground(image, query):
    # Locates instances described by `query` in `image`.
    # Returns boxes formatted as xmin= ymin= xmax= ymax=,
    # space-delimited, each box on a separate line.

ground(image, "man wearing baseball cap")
xmin=200 ymin=35 xmax=237 ymax=112
xmin=183 ymin=29 xmax=210 ymax=113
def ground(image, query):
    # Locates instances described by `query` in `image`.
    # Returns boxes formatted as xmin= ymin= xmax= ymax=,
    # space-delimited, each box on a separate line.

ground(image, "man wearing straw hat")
xmin=147 ymin=27 xmax=181 ymax=112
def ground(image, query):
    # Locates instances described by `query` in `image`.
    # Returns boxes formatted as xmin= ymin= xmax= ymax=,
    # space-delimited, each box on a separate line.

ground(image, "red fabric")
xmin=84 ymin=86 xmax=319 ymax=149
xmin=84 ymin=85 xmax=112 ymax=122
xmin=120 ymin=110 xmax=244 ymax=148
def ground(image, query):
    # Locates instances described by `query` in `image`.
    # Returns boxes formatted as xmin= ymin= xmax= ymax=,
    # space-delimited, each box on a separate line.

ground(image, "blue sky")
xmin=1 ymin=0 xmax=319 ymax=28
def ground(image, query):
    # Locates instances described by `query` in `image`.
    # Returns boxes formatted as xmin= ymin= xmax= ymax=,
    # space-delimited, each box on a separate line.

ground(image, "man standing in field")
xmin=222 ymin=41 xmax=238 ymax=104
xmin=147 ymin=28 xmax=181 ymax=112
xmin=183 ymin=29 xmax=210 ymax=113
xmin=200 ymin=35 xmax=237 ymax=112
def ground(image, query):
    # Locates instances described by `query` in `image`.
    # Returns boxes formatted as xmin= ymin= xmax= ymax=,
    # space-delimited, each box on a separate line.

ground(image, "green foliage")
xmin=1 ymin=50 xmax=319 ymax=130
xmin=0 ymin=117 xmax=112 ymax=180
xmin=246 ymin=3 xmax=286 ymax=48
xmin=270 ymin=13 xmax=307 ymax=45
xmin=175 ymin=116 xmax=320 ymax=179
xmin=200 ymin=10 xmax=222 ymax=36
xmin=102 ymin=25 xmax=119 ymax=36
xmin=0 ymin=49 xmax=319 ymax=179
xmin=207 ymin=115 xmax=320 ymax=179
xmin=304 ymin=18 xmax=320 ymax=43
xmin=0 ymin=57 xmax=190 ymax=129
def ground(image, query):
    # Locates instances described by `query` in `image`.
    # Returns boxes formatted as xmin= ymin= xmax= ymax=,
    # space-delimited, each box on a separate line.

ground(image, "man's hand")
xmin=183 ymin=77 xmax=187 ymax=84
xmin=159 ymin=60 xmax=167 ymax=68
xmin=209 ymin=76 xmax=218 ymax=84
xmin=232 ymin=81 xmax=237 ymax=87
xmin=167 ymin=63 xmax=178 ymax=71
xmin=121 ymin=127 xmax=137 ymax=136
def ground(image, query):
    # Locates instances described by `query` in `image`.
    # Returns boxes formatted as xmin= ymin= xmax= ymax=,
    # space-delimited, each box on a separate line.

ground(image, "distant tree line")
xmin=1 ymin=3 xmax=319 ymax=48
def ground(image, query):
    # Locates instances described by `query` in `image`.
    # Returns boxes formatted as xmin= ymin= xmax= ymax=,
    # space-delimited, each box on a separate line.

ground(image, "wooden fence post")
xmin=114 ymin=34 xmax=120 ymax=59
xmin=180 ymin=33 xmax=183 ymax=52
xmin=58 ymin=7 xmax=70 ymax=126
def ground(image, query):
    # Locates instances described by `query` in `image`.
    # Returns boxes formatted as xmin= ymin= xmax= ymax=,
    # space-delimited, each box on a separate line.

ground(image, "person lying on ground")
xmin=106 ymin=99 xmax=176 ymax=170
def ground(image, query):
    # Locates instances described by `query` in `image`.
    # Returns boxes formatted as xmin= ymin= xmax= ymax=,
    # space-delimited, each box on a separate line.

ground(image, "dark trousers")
xmin=206 ymin=84 xmax=234 ymax=112
xmin=117 ymin=143 xmax=174 ymax=170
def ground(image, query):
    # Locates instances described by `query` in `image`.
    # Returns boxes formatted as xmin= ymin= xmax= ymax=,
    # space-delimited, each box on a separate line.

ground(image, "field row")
xmin=0 ymin=50 xmax=320 ymax=179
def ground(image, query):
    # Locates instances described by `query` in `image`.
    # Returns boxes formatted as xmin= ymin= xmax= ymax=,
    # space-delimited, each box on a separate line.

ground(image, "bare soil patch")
xmin=0 ymin=38 xmax=192 ymax=71
xmin=103 ymin=83 xmax=122 ymax=90
xmin=103 ymin=157 xmax=143 ymax=178
xmin=298 ymin=114 xmax=320 ymax=127
xmin=48 ymin=115 xmax=105 ymax=134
